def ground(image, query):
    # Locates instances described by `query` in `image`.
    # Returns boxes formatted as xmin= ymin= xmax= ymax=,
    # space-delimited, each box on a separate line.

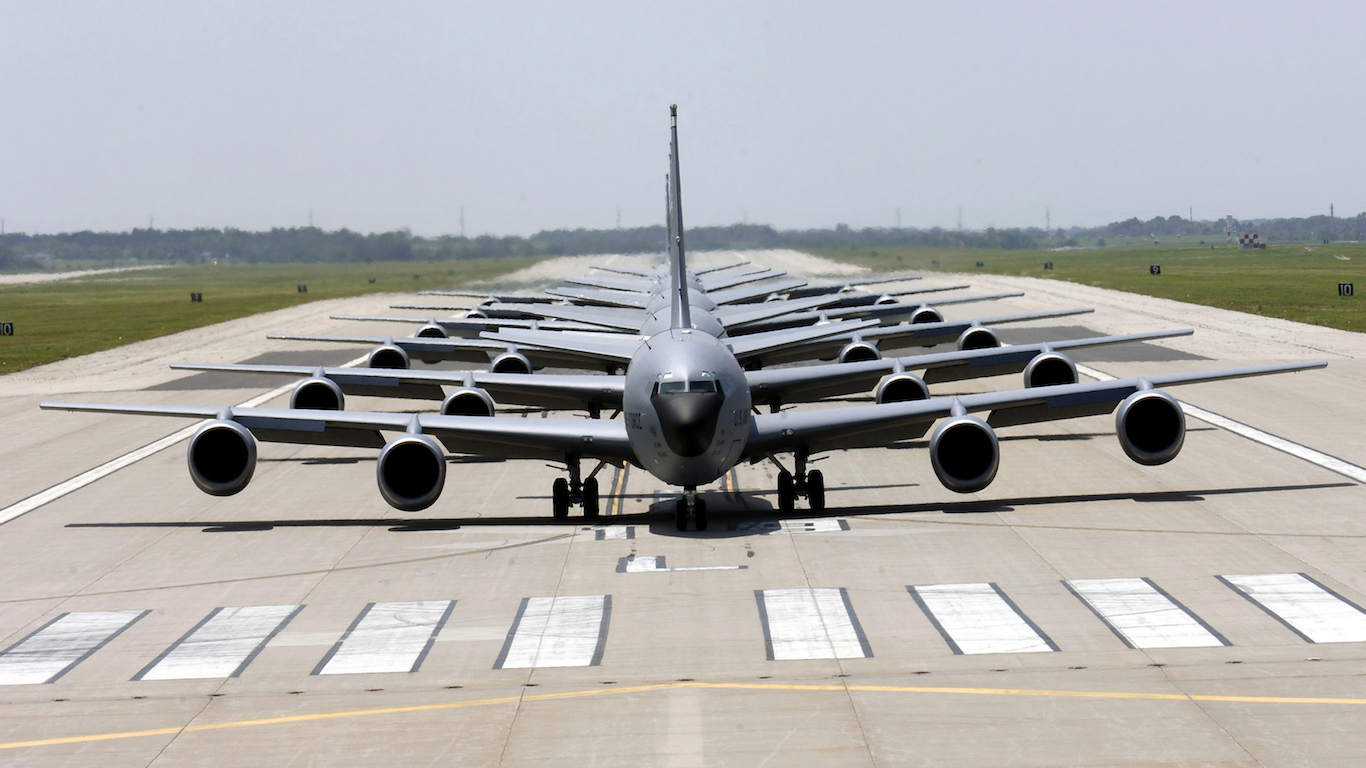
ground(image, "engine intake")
xmin=1023 ymin=352 xmax=1078 ymax=388
xmin=957 ymin=326 xmax=1000 ymax=351
xmin=929 ymin=416 xmax=999 ymax=493
xmin=368 ymin=344 xmax=410 ymax=370
xmin=874 ymin=294 xmax=898 ymax=305
xmin=491 ymin=351 xmax=532 ymax=374
xmin=911 ymin=306 xmax=944 ymax=324
xmin=376 ymin=434 xmax=447 ymax=511
xmin=874 ymin=373 xmax=930 ymax=404
xmin=187 ymin=420 xmax=257 ymax=496
xmin=838 ymin=340 xmax=881 ymax=364
xmin=441 ymin=387 xmax=496 ymax=417
xmin=415 ymin=323 xmax=449 ymax=339
xmin=290 ymin=377 xmax=344 ymax=410
xmin=1116 ymin=390 xmax=1185 ymax=466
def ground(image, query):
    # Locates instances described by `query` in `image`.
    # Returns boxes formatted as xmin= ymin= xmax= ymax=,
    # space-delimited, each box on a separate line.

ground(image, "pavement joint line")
xmin=1075 ymin=362 xmax=1366 ymax=484
xmin=6 ymin=679 xmax=1366 ymax=751
xmin=0 ymin=354 xmax=370 ymax=525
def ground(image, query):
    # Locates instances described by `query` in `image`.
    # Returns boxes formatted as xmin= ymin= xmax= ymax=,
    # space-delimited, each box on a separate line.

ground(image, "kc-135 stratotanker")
xmin=42 ymin=107 xmax=1326 ymax=531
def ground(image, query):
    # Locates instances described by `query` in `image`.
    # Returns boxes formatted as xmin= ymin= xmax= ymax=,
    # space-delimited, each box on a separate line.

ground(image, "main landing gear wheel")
xmin=777 ymin=471 xmax=795 ymax=512
xmin=552 ymin=478 xmax=570 ymax=520
xmin=807 ymin=470 xmax=825 ymax=512
xmin=583 ymin=477 xmax=600 ymax=519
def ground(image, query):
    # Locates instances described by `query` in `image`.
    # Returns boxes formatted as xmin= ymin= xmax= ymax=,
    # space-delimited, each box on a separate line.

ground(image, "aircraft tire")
xmin=552 ymin=478 xmax=570 ymax=520
xmin=674 ymin=498 xmax=689 ymax=531
xmin=694 ymin=498 xmax=708 ymax=531
xmin=777 ymin=471 xmax=795 ymax=512
xmin=583 ymin=477 xmax=600 ymax=519
xmin=807 ymin=470 xmax=825 ymax=512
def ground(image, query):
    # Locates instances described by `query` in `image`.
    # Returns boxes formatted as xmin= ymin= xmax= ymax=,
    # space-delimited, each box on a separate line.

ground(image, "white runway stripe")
xmin=910 ymin=583 xmax=1057 ymax=655
xmin=135 ymin=605 xmax=302 ymax=680
xmin=0 ymin=354 xmax=370 ymax=526
xmin=1066 ymin=578 xmax=1227 ymax=649
xmin=0 ymin=610 xmax=148 ymax=685
xmin=494 ymin=595 xmax=610 ymax=669
xmin=756 ymin=588 xmax=872 ymax=661
xmin=313 ymin=601 xmax=455 ymax=675
xmin=594 ymin=525 xmax=633 ymax=541
xmin=617 ymin=556 xmax=745 ymax=573
xmin=733 ymin=519 xmax=850 ymax=535
xmin=1220 ymin=573 xmax=1366 ymax=643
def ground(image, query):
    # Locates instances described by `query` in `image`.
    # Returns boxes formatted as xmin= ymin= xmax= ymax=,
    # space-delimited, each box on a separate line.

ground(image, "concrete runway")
xmin=1 ymin=250 xmax=1364 ymax=767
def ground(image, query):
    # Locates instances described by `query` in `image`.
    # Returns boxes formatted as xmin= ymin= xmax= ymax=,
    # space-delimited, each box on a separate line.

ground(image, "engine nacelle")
xmin=368 ymin=344 xmax=411 ymax=370
xmin=187 ymin=420 xmax=257 ymax=497
xmin=1115 ymin=390 xmax=1185 ymax=466
xmin=929 ymin=416 xmax=999 ymax=493
xmin=874 ymin=373 xmax=930 ymax=404
xmin=465 ymin=308 xmax=489 ymax=319
xmin=874 ymin=294 xmax=898 ymax=305
xmin=290 ymin=377 xmax=344 ymax=410
xmin=838 ymin=340 xmax=881 ymax=364
xmin=957 ymin=326 xmax=1000 ymax=351
xmin=490 ymin=351 xmax=532 ymax=374
xmin=911 ymin=306 xmax=944 ymax=324
xmin=1023 ymin=352 xmax=1078 ymax=388
xmin=415 ymin=323 xmax=448 ymax=339
xmin=376 ymin=434 xmax=447 ymax=511
xmin=441 ymin=387 xmax=496 ymax=417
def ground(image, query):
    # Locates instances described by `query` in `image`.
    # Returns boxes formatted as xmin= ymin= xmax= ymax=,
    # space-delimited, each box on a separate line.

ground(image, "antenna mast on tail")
xmin=668 ymin=105 xmax=692 ymax=331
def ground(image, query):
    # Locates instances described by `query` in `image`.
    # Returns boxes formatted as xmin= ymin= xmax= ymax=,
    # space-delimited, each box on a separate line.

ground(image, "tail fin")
xmin=667 ymin=105 xmax=692 ymax=331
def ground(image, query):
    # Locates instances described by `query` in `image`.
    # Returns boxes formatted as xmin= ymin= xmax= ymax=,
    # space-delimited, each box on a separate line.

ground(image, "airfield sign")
xmin=0 ymin=322 xmax=12 ymax=336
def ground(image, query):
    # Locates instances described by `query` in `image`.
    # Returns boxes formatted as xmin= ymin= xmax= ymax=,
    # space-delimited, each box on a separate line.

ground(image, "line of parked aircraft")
xmin=43 ymin=107 xmax=1326 ymax=530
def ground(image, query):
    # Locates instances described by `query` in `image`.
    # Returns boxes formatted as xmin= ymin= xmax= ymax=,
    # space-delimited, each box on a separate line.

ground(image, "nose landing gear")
xmin=674 ymin=486 xmax=708 ymax=532
xmin=773 ymin=452 xmax=825 ymax=513
xmin=551 ymin=458 xmax=603 ymax=521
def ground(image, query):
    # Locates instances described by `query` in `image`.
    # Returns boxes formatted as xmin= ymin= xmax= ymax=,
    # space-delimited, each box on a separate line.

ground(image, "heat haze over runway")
xmin=2 ymin=251 xmax=1365 ymax=767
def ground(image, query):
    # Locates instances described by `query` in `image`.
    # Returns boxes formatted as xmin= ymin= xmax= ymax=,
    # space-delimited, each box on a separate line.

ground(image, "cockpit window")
xmin=652 ymin=377 xmax=720 ymax=395
xmin=688 ymin=379 xmax=717 ymax=393
xmin=658 ymin=381 xmax=688 ymax=395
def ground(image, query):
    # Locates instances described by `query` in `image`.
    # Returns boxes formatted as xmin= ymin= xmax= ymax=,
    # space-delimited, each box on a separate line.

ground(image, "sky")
xmin=2 ymin=1 xmax=1363 ymax=237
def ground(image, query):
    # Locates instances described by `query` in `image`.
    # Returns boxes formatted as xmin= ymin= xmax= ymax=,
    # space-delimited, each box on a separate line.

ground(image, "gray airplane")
xmin=41 ymin=107 xmax=1327 ymax=532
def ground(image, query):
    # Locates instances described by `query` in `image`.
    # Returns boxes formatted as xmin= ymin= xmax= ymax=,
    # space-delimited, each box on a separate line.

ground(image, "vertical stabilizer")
xmin=667 ymin=105 xmax=692 ymax=331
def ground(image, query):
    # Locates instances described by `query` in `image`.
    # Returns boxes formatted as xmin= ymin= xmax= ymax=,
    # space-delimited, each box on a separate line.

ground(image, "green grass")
xmin=817 ymin=243 xmax=1366 ymax=333
xmin=0 ymin=258 xmax=541 ymax=374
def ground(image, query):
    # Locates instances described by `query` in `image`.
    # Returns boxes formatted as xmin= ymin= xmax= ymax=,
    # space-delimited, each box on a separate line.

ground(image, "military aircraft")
xmin=41 ymin=106 xmax=1327 ymax=532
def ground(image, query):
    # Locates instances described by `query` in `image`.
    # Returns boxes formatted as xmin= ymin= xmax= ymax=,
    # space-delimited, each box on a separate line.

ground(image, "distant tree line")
xmin=2 ymin=212 xmax=1362 ymax=268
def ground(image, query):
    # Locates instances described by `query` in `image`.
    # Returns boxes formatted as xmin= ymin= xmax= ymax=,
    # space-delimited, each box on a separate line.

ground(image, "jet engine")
xmin=1023 ymin=352 xmax=1078 ymax=388
xmin=910 ymin=306 xmax=944 ymax=324
xmin=490 ymin=351 xmax=532 ymax=374
xmin=415 ymin=323 xmax=448 ymax=339
xmin=838 ymin=339 xmax=881 ymax=364
xmin=874 ymin=373 xmax=930 ymax=404
xmin=290 ymin=377 xmax=344 ymax=410
xmin=929 ymin=416 xmax=999 ymax=493
xmin=187 ymin=420 xmax=257 ymax=496
xmin=1115 ymin=390 xmax=1185 ymax=466
xmin=368 ymin=344 xmax=411 ymax=369
xmin=957 ymin=326 xmax=1000 ymax=351
xmin=874 ymin=294 xmax=898 ymax=305
xmin=376 ymin=434 xmax=447 ymax=511
xmin=441 ymin=387 xmax=495 ymax=417
xmin=466 ymin=308 xmax=489 ymax=319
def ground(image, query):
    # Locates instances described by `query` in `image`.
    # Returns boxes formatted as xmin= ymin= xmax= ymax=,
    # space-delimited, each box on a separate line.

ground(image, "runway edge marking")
xmin=0 ymin=354 xmax=370 ymax=525
xmin=1076 ymin=362 xmax=1366 ymax=484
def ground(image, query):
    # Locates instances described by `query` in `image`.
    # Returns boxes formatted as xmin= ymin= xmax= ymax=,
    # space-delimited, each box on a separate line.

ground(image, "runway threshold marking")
xmin=1218 ymin=573 xmax=1366 ymax=643
xmin=10 ymin=679 xmax=1366 ymax=752
xmin=0 ymin=610 xmax=148 ymax=685
xmin=0 ymin=354 xmax=370 ymax=525
xmin=756 ymin=588 xmax=872 ymax=660
xmin=594 ymin=525 xmax=633 ymax=540
xmin=493 ymin=595 xmax=611 ymax=669
xmin=313 ymin=601 xmax=456 ymax=676
xmin=134 ymin=605 xmax=303 ymax=681
xmin=1065 ymin=578 xmax=1229 ymax=649
xmin=1076 ymin=362 xmax=1366 ymax=484
xmin=909 ymin=583 xmax=1057 ymax=655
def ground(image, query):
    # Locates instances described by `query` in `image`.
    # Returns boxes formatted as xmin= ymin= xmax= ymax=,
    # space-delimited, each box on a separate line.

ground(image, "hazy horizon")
xmin=3 ymin=1 xmax=1363 ymax=238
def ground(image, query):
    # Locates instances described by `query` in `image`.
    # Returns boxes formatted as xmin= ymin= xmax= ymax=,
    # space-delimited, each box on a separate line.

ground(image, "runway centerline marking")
xmin=910 ymin=583 xmax=1057 ymax=655
xmin=1 ymin=354 xmax=370 ymax=525
xmin=8 ymin=679 xmax=1366 ymax=751
xmin=1065 ymin=578 xmax=1228 ymax=649
xmin=494 ymin=595 xmax=611 ymax=669
xmin=313 ymin=601 xmax=455 ymax=676
xmin=757 ymin=588 xmax=872 ymax=660
xmin=0 ymin=610 xmax=148 ymax=685
xmin=134 ymin=605 xmax=302 ymax=681
xmin=1076 ymin=362 xmax=1366 ymax=484
xmin=1218 ymin=573 xmax=1366 ymax=643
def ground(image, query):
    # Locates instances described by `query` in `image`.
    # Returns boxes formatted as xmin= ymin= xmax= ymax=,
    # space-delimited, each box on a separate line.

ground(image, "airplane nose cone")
xmin=650 ymin=391 xmax=725 ymax=457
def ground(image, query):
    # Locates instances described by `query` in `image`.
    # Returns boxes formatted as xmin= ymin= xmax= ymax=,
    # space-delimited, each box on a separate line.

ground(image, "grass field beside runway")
xmin=822 ymin=242 xmax=1366 ymax=333
xmin=0 ymin=258 xmax=540 ymax=373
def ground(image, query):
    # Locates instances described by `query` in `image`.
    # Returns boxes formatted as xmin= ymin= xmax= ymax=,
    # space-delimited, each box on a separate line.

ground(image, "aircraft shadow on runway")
xmin=64 ymin=482 xmax=1353 ymax=538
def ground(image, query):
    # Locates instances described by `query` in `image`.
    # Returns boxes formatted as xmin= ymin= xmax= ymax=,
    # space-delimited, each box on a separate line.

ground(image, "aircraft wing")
xmin=591 ymin=264 xmax=654 ymax=277
xmin=728 ymin=292 xmax=1025 ymax=335
xmin=40 ymin=403 xmax=637 ymax=463
xmin=783 ymin=272 xmax=922 ymax=298
xmin=506 ymin=303 xmax=646 ymax=331
xmin=480 ymin=328 xmax=645 ymax=364
xmin=706 ymin=278 xmax=808 ymax=305
xmin=563 ymin=274 xmax=654 ymax=293
xmin=743 ymin=361 xmax=1326 ymax=457
xmin=724 ymin=319 xmax=881 ymax=361
xmin=698 ymin=269 xmax=785 ymax=292
xmin=693 ymin=259 xmax=751 ymax=275
xmin=420 ymin=290 xmax=559 ymax=304
xmin=712 ymin=295 xmax=845 ymax=329
xmin=544 ymin=286 xmax=652 ymax=309
xmin=330 ymin=315 xmax=618 ymax=335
